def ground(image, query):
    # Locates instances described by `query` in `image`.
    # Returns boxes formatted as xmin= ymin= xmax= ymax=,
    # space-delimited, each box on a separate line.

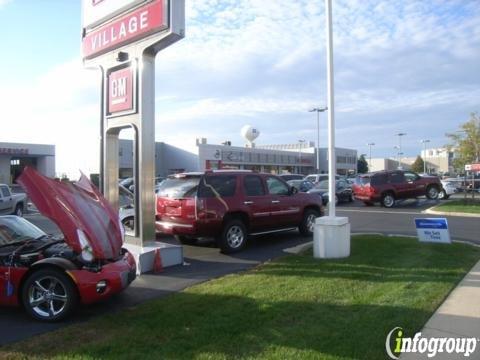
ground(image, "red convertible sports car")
xmin=0 ymin=167 xmax=136 ymax=321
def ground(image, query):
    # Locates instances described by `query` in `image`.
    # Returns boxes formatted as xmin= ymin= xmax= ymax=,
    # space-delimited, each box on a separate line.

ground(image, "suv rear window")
xmin=156 ymin=176 xmax=201 ymax=198
xmin=198 ymin=175 xmax=237 ymax=198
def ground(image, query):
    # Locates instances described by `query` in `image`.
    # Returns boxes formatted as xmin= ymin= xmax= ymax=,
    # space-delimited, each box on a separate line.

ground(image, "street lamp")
xmin=298 ymin=139 xmax=305 ymax=173
xmin=309 ymin=107 xmax=328 ymax=173
xmin=394 ymin=146 xmax=400 ymax=169
xmin=396 ymin=133 xmax=406 ymax=167
xmin=366 ymin=142 xmax=375 ymax=171
xmin=420 ymin=139 xmax=430 ymax=174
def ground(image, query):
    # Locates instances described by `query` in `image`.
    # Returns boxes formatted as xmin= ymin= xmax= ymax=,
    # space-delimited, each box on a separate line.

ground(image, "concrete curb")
xmin=282 ymin=234 xmax=480 ymax=255
xmin=283 ymin=241 xmax=313 ymax=254
xmin=423 ymin=208 xmax=480 ymax=218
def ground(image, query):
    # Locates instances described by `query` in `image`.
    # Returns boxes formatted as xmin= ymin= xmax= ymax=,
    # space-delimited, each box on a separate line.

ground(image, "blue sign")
xmin=415 ymin=218 xmax=451 ymax=244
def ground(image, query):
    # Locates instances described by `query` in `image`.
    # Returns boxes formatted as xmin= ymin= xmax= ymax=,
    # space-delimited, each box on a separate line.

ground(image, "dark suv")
xmin=352 ymin=170 xmax=442 ymax=208
xmin=155 ymin=171 xmax=324 ymax=253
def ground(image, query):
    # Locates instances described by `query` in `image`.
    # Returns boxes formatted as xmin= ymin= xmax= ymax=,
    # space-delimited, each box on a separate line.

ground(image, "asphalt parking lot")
xmin=1 ymin=195 xmax=478 ymax=345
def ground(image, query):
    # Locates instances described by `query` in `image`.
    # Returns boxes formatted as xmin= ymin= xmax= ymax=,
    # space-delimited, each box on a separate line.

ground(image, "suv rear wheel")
xmin=217 ymin=219 xmax=247 ymax=254
xmin=299 ymin=209 xmax=320 ymax=236
xmin=381 ymin=193 xmax=395 ymax=208
xmin=426 ymin=185 xmax=439 ymax=200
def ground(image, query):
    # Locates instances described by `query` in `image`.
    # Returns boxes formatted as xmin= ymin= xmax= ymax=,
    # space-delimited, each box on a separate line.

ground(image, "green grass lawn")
xmin=434 ymin=199 xmax=480 ymax=214
xmin=2 ymin=235 xmax=480 ymax=360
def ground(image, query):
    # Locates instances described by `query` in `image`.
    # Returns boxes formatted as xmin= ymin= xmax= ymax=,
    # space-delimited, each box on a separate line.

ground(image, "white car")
xmin=439 ymin=180 xmax=457 ymax=200
xmin=304 ymin=174 xmax=340 ymax=185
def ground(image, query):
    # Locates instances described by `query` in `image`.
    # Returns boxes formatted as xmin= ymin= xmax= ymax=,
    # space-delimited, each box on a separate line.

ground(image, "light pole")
xmin=420 ymin=139 xmax=430 ymax=174
xmin=309 ymin=107 xmax=328 ymax=173
xmin=396 ymin=133 xmax=406 ymax=168
xmin=298 ymin=139 xmax=305 ymax=174
xmin=394 ymin=146 xmax=400 ymax=169
xmin=366 ymin=142 xmax=375 ymax=171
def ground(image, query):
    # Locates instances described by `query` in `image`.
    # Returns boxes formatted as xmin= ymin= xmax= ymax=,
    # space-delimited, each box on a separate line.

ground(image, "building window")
xmin=10 ymin=159 xmax=20 ymax=166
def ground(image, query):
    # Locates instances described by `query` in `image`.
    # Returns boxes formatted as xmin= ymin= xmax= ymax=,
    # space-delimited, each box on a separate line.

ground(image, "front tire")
xmin=438 ymin=189 xmax=449 ymax=200
xmin=21 ymin=268 xmax=77 ymax=322
xmin=381 ymin=193 xmax=395 ymax=208
xmin=299 ymin=209 xmax=320 ymax=237
xmin=217 ymin=219 xmax=247 ymax=254
xmin=426 ymin=185 xmax=439 ymax=200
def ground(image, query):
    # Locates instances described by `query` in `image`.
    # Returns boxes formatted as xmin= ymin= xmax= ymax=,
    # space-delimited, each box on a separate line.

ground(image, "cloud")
xmin=0 ymin=0 xmax=12 ymax=9
xmin=2 ymin=0 xmax=480 ymax=177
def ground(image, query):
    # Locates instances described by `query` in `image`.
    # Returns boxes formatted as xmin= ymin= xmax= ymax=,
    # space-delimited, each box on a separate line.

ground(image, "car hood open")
xmin=17 ymin=167 xmax=123 ymax=260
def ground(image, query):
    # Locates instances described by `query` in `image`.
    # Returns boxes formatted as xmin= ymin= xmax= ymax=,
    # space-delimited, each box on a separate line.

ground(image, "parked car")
xmin=155 ymin=171 xmax=324 ymax=253
xmin=119 ymin=184 xmax=135 ymax=233
xmin=287 ymin=179 xmax=314 ymax=192
xmin=0 ymin=167 xmax=136 ymax=322
xmin=279 ymin=174 xmax=305 ymax=181
xmin=304 ymin=174 xmax=340 ymax=185
xmin=439 ymin=180 xmax=458 ymax=200
xmin=352 ymin=170 xmax=442 ymax=208
xmin=308 ymin=179 xmax=353 ymax=205
xmin=0 ymin=184 xmax=26 ymax=217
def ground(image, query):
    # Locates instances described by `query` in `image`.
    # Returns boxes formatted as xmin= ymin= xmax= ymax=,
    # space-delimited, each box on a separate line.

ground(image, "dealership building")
xmin=118 ymin=139 xmax=198 ymax=178
xmin=0 ymin=142 xmax=55 ymax=184
xmin=197 ymin=139 xmax=357 ymax=175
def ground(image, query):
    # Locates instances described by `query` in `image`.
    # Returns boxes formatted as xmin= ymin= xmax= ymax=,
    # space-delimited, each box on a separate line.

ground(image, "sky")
xmin=1 ymin=0 xmax=479 ymax=177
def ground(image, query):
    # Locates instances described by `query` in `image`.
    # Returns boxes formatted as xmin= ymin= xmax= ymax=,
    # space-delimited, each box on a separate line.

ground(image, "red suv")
xmin=352 ymin=170 xmax=442 ymax=208
xmin=155 ymin=171 xmax=324 ymax=253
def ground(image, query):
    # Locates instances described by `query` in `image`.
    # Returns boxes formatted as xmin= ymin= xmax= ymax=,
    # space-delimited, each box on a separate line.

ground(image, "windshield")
xmin=156 ymin=176 xmax=201 ymax=198
xmin=0 ymin=216 xmax=46 ymax=246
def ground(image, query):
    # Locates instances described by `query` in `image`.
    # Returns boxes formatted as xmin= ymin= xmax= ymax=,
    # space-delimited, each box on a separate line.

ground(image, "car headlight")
xmin=77 ymin=229 xmax=94 ymax=262
xmin=118 ymin=217 xmax=125 ymax=242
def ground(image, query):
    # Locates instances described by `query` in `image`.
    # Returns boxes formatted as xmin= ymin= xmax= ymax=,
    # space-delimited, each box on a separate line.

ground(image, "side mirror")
xmin=290 ymin=186 xmax=298 ymax=195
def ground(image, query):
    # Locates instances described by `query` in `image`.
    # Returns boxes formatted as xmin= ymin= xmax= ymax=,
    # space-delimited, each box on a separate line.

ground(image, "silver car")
xmin=439 ymin=180 xmax=457 ymax=200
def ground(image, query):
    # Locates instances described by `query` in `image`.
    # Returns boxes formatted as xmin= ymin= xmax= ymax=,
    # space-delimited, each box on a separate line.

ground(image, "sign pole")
xmin=325 ymin=0 xmax=335 ymax=218
xmin=83 ymin=0 xmax=185 ymax=273
xmin=313 ymin=0 xmax=350 ymax=259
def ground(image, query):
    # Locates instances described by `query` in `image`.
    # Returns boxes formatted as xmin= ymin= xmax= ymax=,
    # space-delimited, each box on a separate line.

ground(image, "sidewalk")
xmin=402 ymin=260 xmax=480 ymax=359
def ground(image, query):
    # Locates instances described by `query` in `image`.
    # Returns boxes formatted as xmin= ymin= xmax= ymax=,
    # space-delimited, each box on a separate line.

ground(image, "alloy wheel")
xmin=28 ymin=276 xmax=68 ymax=319
xmin=226 ymin=225 xmax=245 ymax=249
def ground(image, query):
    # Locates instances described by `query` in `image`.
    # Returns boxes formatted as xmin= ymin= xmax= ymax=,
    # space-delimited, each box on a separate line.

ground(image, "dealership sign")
xmin=466 ymin=163 xmax=480 ymax=171
xmin=415 ymin=218 xmax=451 ymax=244
xmin=107 ymin=64 xmax=136 ymax=116
xmin=82 ymin=0 xmax=168 ymax=60
xmin=0 ymin=148 xmax=29 ymax=155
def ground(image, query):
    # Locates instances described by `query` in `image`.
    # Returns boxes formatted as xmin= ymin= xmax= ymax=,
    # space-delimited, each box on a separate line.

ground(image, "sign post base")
xmin=313 ymin=216 xmax=350 ymax=259
xmin=123 ymin=241 xmax=183 ymax=275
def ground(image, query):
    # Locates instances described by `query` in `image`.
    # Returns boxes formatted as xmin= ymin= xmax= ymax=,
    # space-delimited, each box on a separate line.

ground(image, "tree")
xmin=446 ymin=112 xmax=480 ymax=171
xmin=411 ymin=155 xmax=425 ymax=173
xmin=357 ymin=154 xmax=368 ymax=173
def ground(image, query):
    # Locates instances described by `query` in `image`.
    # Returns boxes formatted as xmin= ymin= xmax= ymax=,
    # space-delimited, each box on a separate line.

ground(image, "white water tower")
xmin=241 ymin=125 xmax=260 ymax=148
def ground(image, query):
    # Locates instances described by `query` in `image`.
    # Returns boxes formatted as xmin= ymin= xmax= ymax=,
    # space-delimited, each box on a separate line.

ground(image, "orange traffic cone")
xmin=153 ymin=248 xmax=163 ymax=273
